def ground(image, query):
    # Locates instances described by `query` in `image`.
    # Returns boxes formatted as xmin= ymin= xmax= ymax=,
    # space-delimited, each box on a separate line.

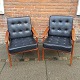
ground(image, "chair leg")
xmin=8 ymin=53 xmax=12 ymax=67
xmin=42 ymin=48 xmax=45 ymax=60
xmin=37 ymin=48 xmax=40 ymax=61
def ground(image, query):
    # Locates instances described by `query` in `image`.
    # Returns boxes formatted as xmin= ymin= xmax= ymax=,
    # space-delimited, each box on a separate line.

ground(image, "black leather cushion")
xmin=9 ymin=37 xmax=37 ymax=53
xmin=49 ymin=16 xmax=73 ymax=37
xmin=43 ymin=36 xmax=72 ymax=52
xmin=7 ymin=16 xmax=32 ymax=39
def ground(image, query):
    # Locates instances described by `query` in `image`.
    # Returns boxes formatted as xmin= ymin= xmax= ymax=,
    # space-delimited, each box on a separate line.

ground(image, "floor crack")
xmin=45 ymin=60 xmax=48 ymax=80
xmin=0 ymin=62 xmax=6 ymax=74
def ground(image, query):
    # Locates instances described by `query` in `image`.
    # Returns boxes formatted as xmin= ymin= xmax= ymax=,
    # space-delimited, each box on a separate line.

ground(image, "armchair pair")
xmin=5 ymin=16 xmax=75 ymax=67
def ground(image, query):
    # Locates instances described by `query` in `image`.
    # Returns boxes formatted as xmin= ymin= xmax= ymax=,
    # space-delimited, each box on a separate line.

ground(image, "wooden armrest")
xmin=5 ymin=31 xmax=9 ymax=43
xmin=32 ymin=27 xmax=38 ymax=38
xmin=72 ymin=28 xmax=76 ymax=41
xmin=42 ymin=27 xmax=49 ymax=38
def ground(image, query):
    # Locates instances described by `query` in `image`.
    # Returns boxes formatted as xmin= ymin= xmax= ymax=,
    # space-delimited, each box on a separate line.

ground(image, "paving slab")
xmin=39 ymin=44 xmax=58 ymax=58
xmin=0 ymin=62 xmax=6 ymax=74
xmin=11 ymin=54 xmax=24 ymax=62
xmin=0 ymin=44 xmax=7 ymax=59
xmin=23 ymin=51 xmax=38 ymax=59
xmin=0 ymin=61 xmax=46 ymax=80
xmin=46 ymin=59 xmax=80 ymax=80
xmin=74 ymin=42 xmax=80 ymax=56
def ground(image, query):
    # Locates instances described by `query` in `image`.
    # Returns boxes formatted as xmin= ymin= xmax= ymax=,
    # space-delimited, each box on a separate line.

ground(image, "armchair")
xmin=42 ymin=16 xmax=75 ymax=65
xmin=5 ymin=16 xmax=40 ymax=67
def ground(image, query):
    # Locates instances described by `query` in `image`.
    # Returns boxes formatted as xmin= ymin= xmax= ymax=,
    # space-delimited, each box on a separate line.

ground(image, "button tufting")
xmin=65 ymin=28 xmax=68 ymax=30
xmin=58 ymin=28 xmax=61 ymax=30
xmin=24 ymin=21 xmax=28 ymax=23
xmin=52 ymin=27 xmax=55 ymax=30
xmin=19 ymin=30 xmax=22 ymax=32
xmin=15 ymin=45 xmax=16 ymax=47
xmin=66 ymin=20 xmax=69 ymax=23
xmin=11 ymin=22 xmax=15 ymax=25
xmin=63 ymin=43 xmax=65 ymax=44
xmin=24 ymin=21 xmax=28 ymax=25
xmin=18 ymin=21 xmax=21 ymax=25
xmin=59 ymin=20 xmax=62 ymax=23
xmin=52 ymin=20 xmax=55 ymax=22
xmin=26 ymin=28 xmax=28 ymax=30
xmin=13 ymin=30 xmax=16 ymax=32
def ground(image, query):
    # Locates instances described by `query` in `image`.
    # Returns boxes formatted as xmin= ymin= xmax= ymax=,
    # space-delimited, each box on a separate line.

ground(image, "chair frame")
xmin=5 ymin=27 xmax=40 ymax=67
xmin=42 ymin=26 xmax=75 ymax=66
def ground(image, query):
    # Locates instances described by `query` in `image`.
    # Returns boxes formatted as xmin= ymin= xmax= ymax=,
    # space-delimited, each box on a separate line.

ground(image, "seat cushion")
xmin=43 ymin=36 xmax=72 ymax=52
xmin=9 ymin=37 xmax=38 ymax=53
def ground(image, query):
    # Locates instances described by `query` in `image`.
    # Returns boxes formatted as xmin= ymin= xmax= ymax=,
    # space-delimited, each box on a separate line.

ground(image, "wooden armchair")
xmin=5 ymin=16 xmax=40 ymax=67
xmin=42 ymin=16 xmax=76 ymax=65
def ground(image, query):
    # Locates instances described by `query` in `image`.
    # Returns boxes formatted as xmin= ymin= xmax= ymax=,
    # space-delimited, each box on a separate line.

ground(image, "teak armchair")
xmin=42 ymin=16 xmax=75 ymax=65
xmin=5 ymin=16 xmax=40 ymax=67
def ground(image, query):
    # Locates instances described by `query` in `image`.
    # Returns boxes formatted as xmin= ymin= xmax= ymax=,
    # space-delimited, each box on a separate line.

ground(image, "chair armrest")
xmin=32 ymin=27 xmax=38 ymax=38
xmin=42 ymin=27 xmax=49 ymax=38
xmin=72 ymin=28 xmax=76 ymax=41
xmin=5 ymin=31 xmax=9 ymax=43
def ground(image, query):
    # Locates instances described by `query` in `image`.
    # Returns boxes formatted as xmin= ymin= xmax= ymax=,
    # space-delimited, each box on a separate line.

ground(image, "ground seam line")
xmin=45 ymin=60 xmax=48 ymax=80
xmin=0 ymin=62 xmax=6 ymax=74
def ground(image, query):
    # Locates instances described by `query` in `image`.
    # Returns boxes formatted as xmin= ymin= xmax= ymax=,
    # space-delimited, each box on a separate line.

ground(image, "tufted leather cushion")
xmin=49 ymin=16 xmax=73 ymax=37
xmin=43 ymin=36 xmax=72 ymax=52
xmin=9 ymin=37 xmax=37 ymax=53
xmin=7 ymin=16 xmax=32 ymax=39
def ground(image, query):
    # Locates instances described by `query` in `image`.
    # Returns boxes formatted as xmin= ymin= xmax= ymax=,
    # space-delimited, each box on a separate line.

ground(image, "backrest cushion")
xmin=7 ymin=16 xmax=32 ymax=39
xmin=49 ymin=16 xmax=73 ymax=37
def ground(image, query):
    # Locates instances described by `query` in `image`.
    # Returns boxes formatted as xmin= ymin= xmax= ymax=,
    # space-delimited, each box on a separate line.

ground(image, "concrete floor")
xmin=0 ymin=60 xmax=80 ymax=80
xmin=46 ymin=60 xmax=80 ymax=80
xmin=0 ymin=42 xmax=80 ymax=80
